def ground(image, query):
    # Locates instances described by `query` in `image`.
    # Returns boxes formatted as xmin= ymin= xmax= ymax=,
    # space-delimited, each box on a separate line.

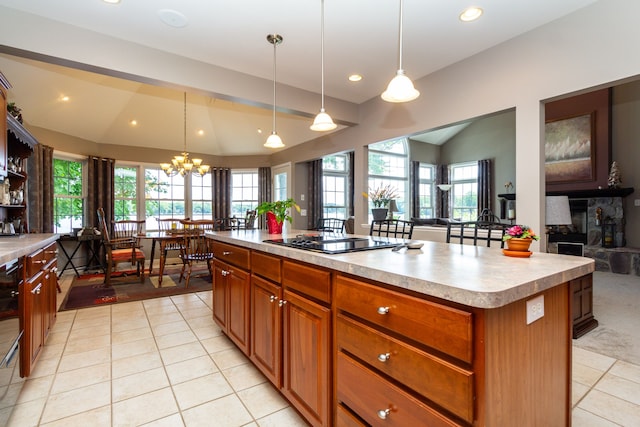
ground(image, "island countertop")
xmin=206 ymin=229 xmax=594 ymax=309
xmin=0 ymin=233 xmax=59 ymax=265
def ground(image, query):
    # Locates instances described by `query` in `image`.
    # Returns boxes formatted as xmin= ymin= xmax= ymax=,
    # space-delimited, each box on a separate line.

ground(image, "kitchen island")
xmin=207 ymin=229 xmax=594 ymax=427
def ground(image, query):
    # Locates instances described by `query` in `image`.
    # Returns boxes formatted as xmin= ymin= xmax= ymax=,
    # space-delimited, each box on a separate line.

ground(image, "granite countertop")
xmin=206 ymin=229 xmax=595 ymax=309
xmin=0 ymin=233 xmax=59 ymax=266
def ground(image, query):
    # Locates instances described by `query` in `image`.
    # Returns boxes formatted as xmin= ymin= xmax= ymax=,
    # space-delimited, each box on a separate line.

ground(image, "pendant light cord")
xmin=272 ymin=39 xmax=277 ymax=132
xmin=321 ymin=0 xmax=326 ymax=110
xmin=183 ymin=92 xmax=187 ymax=153
xmin=397 ymin=0 xmax=404 ymax=71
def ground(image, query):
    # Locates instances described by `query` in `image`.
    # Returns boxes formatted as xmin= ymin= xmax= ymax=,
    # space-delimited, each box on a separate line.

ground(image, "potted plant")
xmin=256 ymin=198 xmax=300 ymax=234
xmin=502 ymin=224 xmax=539 ymax=252
xmin=363 ymin=184 xmax=398 ymax=221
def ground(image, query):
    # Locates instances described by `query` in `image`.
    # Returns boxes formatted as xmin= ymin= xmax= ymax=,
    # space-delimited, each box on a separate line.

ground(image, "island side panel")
xmin=482 ymin=281 xmax=571 ymax=426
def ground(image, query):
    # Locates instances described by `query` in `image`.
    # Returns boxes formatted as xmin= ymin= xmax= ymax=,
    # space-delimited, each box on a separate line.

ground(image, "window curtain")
xmin=347 ymin=152 xmax=354 ymax=217
xmin=436 ymin=164 xmax=449 ymax=218
xmin=307 ymin=159 xmax=323 ymax=229
xmin=477 ymin=159 xmax=492 ymax=214
xmin=410 ymin=161 xmax=420 ymax=218
xmin=86 ymin=156 xmax=115 ymax=230
xmin=212 ymin=167 xmax=231 ymax=218
xmin=26 ymin=144 xmax=54 ymax=233
xmin=258 ymin=166 xmax=271 ymax=229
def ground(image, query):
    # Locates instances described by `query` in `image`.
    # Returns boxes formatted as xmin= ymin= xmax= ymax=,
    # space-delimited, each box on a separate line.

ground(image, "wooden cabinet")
xmin=212 ymin=258 xmax=250 ymax=354
xmin=571 ymin=274 xmax=598 ymax=338
xmin=250 ymin=272 xmax=282 ymax=386
xmin=0 ymin=77 xmax=7 ymax=177
xmin=21 ymin=242 xmax=57 ymax=377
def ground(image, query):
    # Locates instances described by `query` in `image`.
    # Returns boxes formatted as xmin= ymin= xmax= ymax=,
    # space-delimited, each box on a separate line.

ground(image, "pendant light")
xmin=160 ymin=92 xmax=210 ymax=177
xmin=264 ymin=34 xmax=285 ymax=148
xmin=310 ymin=0 xmax=337 ymax=131
xmin=381 ymin=0 xmax=420 ymax=103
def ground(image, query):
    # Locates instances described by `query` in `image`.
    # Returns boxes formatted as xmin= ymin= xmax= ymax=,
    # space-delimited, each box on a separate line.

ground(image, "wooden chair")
xmin=369 ymin=219 xmax=414 ymax=239
xmin=97 ymin=208 xmax=146 ymax=286
xmin=156 ymin=218 xmax=188 ymax=269
xmin=236 ymin=210 xmax=257 ymax=230
xmin=179 ymin=228 xmax=214 ymax=287
xmin=446 ymin=220 xmax=508 ymax=248
xmin=181 ymin=219 xmax=223 ymax=231
xmin=315 ymin=218 xmax=346 ymax=233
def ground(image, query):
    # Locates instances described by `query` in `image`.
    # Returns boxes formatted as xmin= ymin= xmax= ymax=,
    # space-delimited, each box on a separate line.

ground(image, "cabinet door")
xmin=227 ymin=266 xmax=250 ymax=354
xmin=212 ymin=260 xmax=228 ymax=330
xmin=0 ymin=87 xmax=7 ymax=177
xmin=250 ymin=275 xmax=282 ymax=386
xmin=282 ymin=289 xmax=331 ymax=427
xmin=26 ymin=272 xmax=45 ymax=372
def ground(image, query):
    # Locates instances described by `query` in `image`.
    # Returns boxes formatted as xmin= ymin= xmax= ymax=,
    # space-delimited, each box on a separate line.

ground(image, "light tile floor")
xmin=1 ymin=273 xmax=639 ymax=426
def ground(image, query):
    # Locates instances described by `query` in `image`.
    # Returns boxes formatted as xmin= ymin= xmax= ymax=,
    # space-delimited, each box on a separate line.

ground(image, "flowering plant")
xmin=503 ymin=225 xmax=539 ymax=241
xmin=363 ymin=184 xmax=398 ymax=208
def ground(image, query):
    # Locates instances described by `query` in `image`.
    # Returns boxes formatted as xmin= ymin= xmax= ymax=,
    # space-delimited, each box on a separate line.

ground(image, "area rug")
xmin=59 ymin=268 xmax=212 ymax=311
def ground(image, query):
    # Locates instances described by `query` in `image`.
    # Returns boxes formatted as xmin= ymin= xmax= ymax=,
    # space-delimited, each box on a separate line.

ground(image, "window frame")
xmin=450 ymin=161 xmax=478 ymax=221
xmin=52 ymin=154 xmax=85 ymax=234
xmin=367 ymin=138 xmax=409 ymax=220
xmin=322 ymin=154 xmax=349 ymax=219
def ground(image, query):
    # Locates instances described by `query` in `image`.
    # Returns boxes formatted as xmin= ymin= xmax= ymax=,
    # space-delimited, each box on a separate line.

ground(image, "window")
xmin=114 ymin=166 xmax=138 ymax=221
xmin=323 ymin=155 xmax=348 ymax=218
xmin=231 ymin=171 xmax=258 ymax=217
xmin=418 ymin=163 xmax=435 ymax=217
xmin=450 ymin=162 xmax=478 ymax=221
xmin=53 ymin=158 xmax=83 ymax=234
xmin=368 ymin=139 xmax=408 ymax=219
xmin=191 ymin=174 xmax=213 ymax=220
xmin=144 ymin=167 xmax=185 ymax=230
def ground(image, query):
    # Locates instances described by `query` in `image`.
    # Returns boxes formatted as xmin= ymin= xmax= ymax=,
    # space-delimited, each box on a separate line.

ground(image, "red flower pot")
xmin=266 ymin=211 xmax=283 ymax=234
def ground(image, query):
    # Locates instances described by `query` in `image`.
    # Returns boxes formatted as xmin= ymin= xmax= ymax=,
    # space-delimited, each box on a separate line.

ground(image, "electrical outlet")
xmin=526 ymin=295 xmax=544 ymax=325
xmin=300 ymin=209 xmax=307 ymax=217
xmin=300 ymin=194 xmax=305 ymax=201
xmin=634 ymin=199 xmax=640 ymax=207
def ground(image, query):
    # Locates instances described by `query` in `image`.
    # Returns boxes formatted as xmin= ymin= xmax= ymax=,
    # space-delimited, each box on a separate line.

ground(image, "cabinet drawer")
xmin=252 ymin=251 xmax=281 ymax=283
xmin=337 ymin=353 xmax=463 ymax=427
xmin=283 ymin=260 xmax=331 ymax=304
xmin=43 ymin=242 xmax=57 ymax=264
xmin=212 ymin=241 xmax=250 ymax=270
xmin=336 ymin=404 xmax=366 ymax=427
xmin=337 ymin=315 xmax=474 ymax=423
xmin=26 ymin=249 xmax=47 ymax=277
xmin=336 ymin=275 xmax=473 ymax=364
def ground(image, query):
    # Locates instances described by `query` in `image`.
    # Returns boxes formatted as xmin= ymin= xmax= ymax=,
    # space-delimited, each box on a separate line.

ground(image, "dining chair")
xmin=236 ymin=210 xmax=257 ymax=230
xmin=97 ymin=208 xmax=146 ymax=286
xmin=181 ymin=219 xmax=223 ymax=231
xmin=369 ymin=219 xmax=414 ymax=239
xmin=315 ymin=218 xmax=346 ymax=233
xmin=446 ymin=220 xmax=508 ymax=248
xmin=156 ymin=218 xmax=188 ymax=269
xmin=179 ymin=227 xmax=214 ymax=287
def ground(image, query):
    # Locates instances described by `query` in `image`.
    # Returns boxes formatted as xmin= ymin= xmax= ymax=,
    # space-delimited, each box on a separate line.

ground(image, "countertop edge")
xmin=206 ymin=230 xmax=595 ymax=309
xmin=0 ymin=234 xmax=59 ymax=266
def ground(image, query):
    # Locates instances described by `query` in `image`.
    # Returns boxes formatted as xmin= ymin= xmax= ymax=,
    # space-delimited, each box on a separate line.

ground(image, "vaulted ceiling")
xmin=0 ymin=0 xmax=596 ymax=156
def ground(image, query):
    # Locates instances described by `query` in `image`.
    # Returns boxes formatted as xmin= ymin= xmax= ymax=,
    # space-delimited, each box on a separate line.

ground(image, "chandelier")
xmin=160 ymin=92 xmax=211 ymax=177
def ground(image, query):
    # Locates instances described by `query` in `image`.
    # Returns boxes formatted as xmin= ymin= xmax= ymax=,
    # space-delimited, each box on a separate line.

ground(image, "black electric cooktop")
xmin=263 ymin=234 xmax=401 ymax=254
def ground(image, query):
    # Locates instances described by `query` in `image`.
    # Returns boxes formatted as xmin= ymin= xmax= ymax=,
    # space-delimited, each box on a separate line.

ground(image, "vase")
xmin=506 ymin=237 xmax=533 ymax=252
xmin=371 ymin=208 xmax=388 ymax=221
xmin=266 ymin=211 xmax=283 ymax=234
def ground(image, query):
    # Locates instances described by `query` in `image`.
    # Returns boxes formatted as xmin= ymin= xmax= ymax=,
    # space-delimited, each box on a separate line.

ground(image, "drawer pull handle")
xmin=222 ymin=251 xmax=231 ymax=256
xmin=221 ymin=270 xmax=229 ymax=276
xmin=31 ymin=284 xmax=42 ymax=295
xmin=278 ymin=300 xmax=287 ymax=307
xmin=377 ymin=408 xmax=391 ymax=420
xmin=377 ymin=306 xmax=389 ymax=315
xmin=270 ymin=295 xmax=277 ymax=303
xmin=377 ymin=353 xmax=391 ymax=362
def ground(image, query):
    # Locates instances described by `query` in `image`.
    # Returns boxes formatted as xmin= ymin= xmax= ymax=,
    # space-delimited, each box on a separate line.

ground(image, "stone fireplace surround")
xmin=547 ymin=188 xmax=638 ymax=275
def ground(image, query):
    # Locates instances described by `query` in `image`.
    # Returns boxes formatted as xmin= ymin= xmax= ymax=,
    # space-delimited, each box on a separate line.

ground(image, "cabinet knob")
xmin=269 ymin=295 xmax=277 ymax=303
xmin=222 ymin=251 xmax=231 ymax=256
xmin=11 ymin=290 xmax=19 ymax=297
xmin=278 ymin=300 xmax=287 ymax=307
xmin=377 ymin=353 xmax=391 ymax=362
xmin=31 ymin=284 xmax=42 ymax=295
xmin=377 ymin=408 xmax=391 ymax=420
xmin=221 ymin=270 xmax=228 ymax=276
xmin=377 ymin=306 xmax=390 ymax=315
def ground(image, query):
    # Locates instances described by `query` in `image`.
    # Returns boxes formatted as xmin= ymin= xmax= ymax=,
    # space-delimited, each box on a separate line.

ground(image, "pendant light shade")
xmin=381 ymin=0 xmax=420 ymax=103
xmin=310 ymin=0 xmax=337 ymax=131
xmin=265 ymin=34 xmax=285 ymax=148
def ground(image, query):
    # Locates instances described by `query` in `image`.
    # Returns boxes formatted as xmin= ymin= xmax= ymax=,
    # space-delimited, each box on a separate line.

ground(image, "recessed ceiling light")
xmin=130 ymin=119 xmax=138 ymax=126
xmin=157 ymin=9 xmax=188 ymax=28
xmin=60 ymin=95 xmax=70 ymax=102
xmin=103 ymin=0 xmax=121 ymax=4
xmin=197 ymin=129 xmax=205 ymax=136
xmin=460 ymin=7 xmax=483 ymax=22
xmin=257 ymin=128 xmax=263 ymax=134
xmin=348 ymin=74 xmax=362 ymax=82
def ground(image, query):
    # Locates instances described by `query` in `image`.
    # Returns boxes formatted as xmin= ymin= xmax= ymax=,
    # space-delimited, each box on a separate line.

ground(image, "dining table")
xmin=137 ymin=231 xmax=185 ymax=287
